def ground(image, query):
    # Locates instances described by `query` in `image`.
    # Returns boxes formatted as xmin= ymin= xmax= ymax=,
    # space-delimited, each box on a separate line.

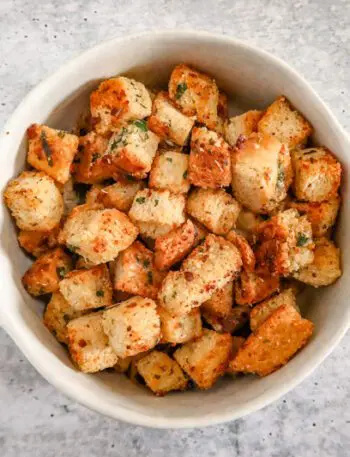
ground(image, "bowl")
xmin=0 ymin=30 xmax=349 ymax=429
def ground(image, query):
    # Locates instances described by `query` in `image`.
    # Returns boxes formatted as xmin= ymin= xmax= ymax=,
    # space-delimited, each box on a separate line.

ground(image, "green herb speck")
xmin=175 ymin=83 xmax=187 ymax=100
xmin=154 ymin=199 xmax=159 ymax=207
xmin=297 ymin=233 xmax=309 ymax=247
xmin=40 ymin=130 xmax=53 ymax=166
xmin=183 ymin=170 xmax=188 ymax=179
xmin=133 ymin=119 xmax=148 ymax=132
xmin=136 ymin=197 xmax=146 ymax=204
xmin=143 ymin=259 xmax=150 ymax=268
xmin=57 ymin=131 xmax=66 ymax=138
xmin=92 ymin=152 xmax=100 ymax=162
xmin=166 ymin=157 xmax=173 ymax=163
xmin=56 ymin=267 xmax=66 ymax=280
xmin=96 ymin=290 xmax=104 ymax=297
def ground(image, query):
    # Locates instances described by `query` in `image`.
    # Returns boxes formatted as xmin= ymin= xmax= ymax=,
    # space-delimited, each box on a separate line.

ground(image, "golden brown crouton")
xmin=293 ymin=237 xmax=341 ymax=287
xmin=258 ymin=96 xmax=313 ymax=148
xmin=22 ymin=247 xmax=72 ymax=296
xmin=154 ymin=220 xmax=196 ymax=270
xmin=235 ymin=208 xmax=264 ymax=240
xmin=174 ymin=329 xmax=232 ymax=389
xmin=226 ymin=231 xmax=256 ymax=272
xmin=27 ymin=124 xmax=79 ymax=184
xmin=228 ymin=304 xmax=314 ymax=376
xmin=202 ymin=305 xmax=250 ymax=334
xmin=4 ymin=171 xmax=64 ymax=231
xmin=67 ymin=312 xmax=119 ymax=373
xmin=215 ymin=92 xmax=229 ymax=134
xmin=201 ymin=282 xmax=234 ymax=318
xmin=224 ymin=110 xmax=263 ymax=146
xmin=187 ymin=188 xmax=241 ymax=235
xmin=292 ymin=147 xmax=342 ymax=202
xmin=159 ymin=307 xmax=202 ymax=344
xmin=18 ymin=226 xmax=59 ymax=258
xmin=235 ymin=271 xmax=280 ymax=306
xmin=188 ymin=126 xmax=232 ymax=188
xmin=137 ymin=351 xmax=188 ymax=395
xmin=149 ymin=150 xmax=190 ymax=194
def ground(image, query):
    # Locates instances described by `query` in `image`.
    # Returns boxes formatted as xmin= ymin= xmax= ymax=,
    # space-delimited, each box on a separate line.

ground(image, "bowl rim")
xmin=0 ymin=29 xmax=349 ymax=429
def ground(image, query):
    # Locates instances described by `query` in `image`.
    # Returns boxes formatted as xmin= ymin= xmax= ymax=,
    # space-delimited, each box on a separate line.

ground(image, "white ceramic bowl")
xmin=0 ymin=30 xmax=349 ymax=429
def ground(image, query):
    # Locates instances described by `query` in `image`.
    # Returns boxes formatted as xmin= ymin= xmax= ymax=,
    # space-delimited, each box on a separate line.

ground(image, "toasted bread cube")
xmin=292 ymin=147 xmax=342 ymax=202
xmin=126 ymin=351 xmax=151 ymax=384
xmin=148 ymin=92 xmax=195 ymax=146
xmin=137 ymin=351 xmax=188 ymax=395
xmin=59 ymin=205 xmax=138 ymax=265
xmin=229 ymin=304 xmax=314 ymax=376
xmin=235 ymin=271 xmax=280 ymax=306
xmin=114 ymin=356 xmax=132 ymax=373
xmin=27 ymin=124 xmax=79 ymax=184
xmin=187 ymin=188 xmax=241 ymax=235
xmin=293 ymin=237 xmax=341 ymax=287
xmin=159 ymin=307 xmax=202 ymax=344
xmin=18 ymin=226 xmax=59 ymax=258
xmin=102 ymin=297 xmax=160 ymax=358
xmin=215 ymin=92 xmax=229 ymax=134
xmin=201 ymin=282 xmax=234 ymax=318
xmin=22 ymin=248 xmax=72 ymax=296
xmin=149 ymin=150 xmax=190 ymax=194
xmin=226 ymin=231 xmax=256 ymax=272
xmin=258 ymin=96 xmax=313 ymax=148
xmin=159 ymin=235 xmax=242 ymax=316
xmin=232 ymin=133 xmax=292 ymax=214
xmin=62 ymin=178 xmax=82 ymax=215
xmin=235 ymin=208 xmax=264 ymax=239
xmin=169 ymin=64 xmax=219 ymax=130
xmin=129 ymin=189 xmax=186 ymax=238
xmin=189 ymin=127 xmax=232 ymax=188
xmin=202 ymin=305 xmax=250 ymax=334
xmin=154 ymin=220 xmax=196 ymax=270
xmin=89 ymin=178 xmax=145 ymax=212
xmin=224 ymin=110 xmax=263 ymax=146
xmin=4 ymin=171 xmax=64 ymax=231
xmin=250 ymin=289 xmax=299 ymax=331
xmin=67 ymin=312 xmax=119 ymax=373
xmin=191 ymin=218 xmax=209 ymax=246
xmin=111 ymin=241 xmax=166 ymax=299
xmin=174 ymin=329 xmax=232 ymax=389
xmin=59 ymin=264 xmax=113 ymax=311
xmin=90 ymin=77 xmax=152 ymax=134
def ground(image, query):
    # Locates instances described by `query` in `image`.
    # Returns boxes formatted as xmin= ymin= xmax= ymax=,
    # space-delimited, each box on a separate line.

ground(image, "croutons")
xmin=187 ymin=188 xmax=241 ymax=235
xmin=4 ymin=171 xmax=64 ymax=231
xmin=226 ymin=231 xmax=256 ymax=272
xmin=149 ymin=150 xmax=190 ymax=194
xmin=74 ymin=132 xmax=111 ymax=184
xmin=90 ymin=76 xmax=152 ymax=134
xmin=201 ymin=282 xmax=234 ymax=318
xmin=169 ymin=64 xmax=219 ymax=130
xmin=18 ymin=226 xmax=59 ymax=258
xmin=235 ymin=271 xmax=280 ymax=306
xmin=59 ymin=204 xmax=138 ymax=265
xmin=159 ymin=307 xmax=202 ymax=344
xmin=258 ymin=96 xmax=313 ymax=148
xmin=22 ymin=247 xmax=72 ymax=296
xmin=102 ymin=297 xmax=160 ymax=358
xmin=111 ymin=241 xmax=166 ymax=299
xmin=67 ymin=312 xmax=119 ymax=373
xmin=293 ymin=237 xmax=341 ymax=287
xmin=188 ymin=127 xmax=232 ymax=188
xmin=154 ymin=220 xmax=196 ymax=270
xmin=158 ymin=235 xmax=242 ymax=316
xmin=128 ymin=188 xmax=186 ymax=238
xmin=202 ymin=305 xmax=250 ymax=334
xmin=224 ymin=110 xmax=262 ymax=146
xmin=27 ymin=124 xmax=79 ymax=184
xmin=136 ymin=351 xmax=188 ymax=395
xmin=235 ymin=208 xmax=264 ymax=240
xmin=174 ymin=329 xmax=232 ymax=389
xmin=148 ymin=92 xmax=195 ymax=146
xmin=59 ymin=264 xmax=113 ymax=311
xmin=291 ymin=147 xmax=342 ymax=202
xmin=231 ymin=133 xmax=292 ymax=214
xmin=215 ymin=92 xmax=229 ymax=134
xmin=228 ymin=304 xmax=314 ymax=376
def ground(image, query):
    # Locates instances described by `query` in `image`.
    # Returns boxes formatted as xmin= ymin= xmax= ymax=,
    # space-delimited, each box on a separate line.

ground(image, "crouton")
xmin=102 ymin=297 xmax=160 ymax=358
xmin=293 ymin=237 xmax=341 ymax=287
xmin=258 ymin=96 xmax=313 ymax=148
xmin=231 ymin=133 xmax=292 ymax=214
xmin=148 ymin=92 xmax=195 ymax=146
xmin=111 ymin=241 xmax=166 ymax=299
xmin=250 ymin=289 xmax=299 ymax=331
xmin=201 ymin=282 xmax=234 ymax=318
xmin=158 ymin=235 xmax=242 ymax=316
xmin=59 ymin=204 xmax=138 ymax=264
xmin=27 ymin=124 xmax=79 ymax=184
xmin=226 ymin=231 xmax=255 ymax=272
xmin=4 ymin=171 xmax=64 ymax=231
xmin=128 ymin=188 xmax=186 ymax=238
xmin=235 ymin=271 xmax=280 ymax=306
xmin=22 ymin=247 xmax=72 ymax=296
xmin=187 ymin=188 xmax=241 ymax=235
xmin=18 ymin=226 xmax=59 ymax=258
xmin=114 ymin=356 xmax=132 ymax=373
xmin=168 ymin=64 xmax=219 ymax=130
xmin=202 ymin=305 xmax=250 ymax=334
xmin=159 ymin=307 xmax=202 ymax=344
xmin=154 ymin=220 xmax=196 ymax=270
xmin=62 ymin=178 xmax=82 ymax=215
xmin=188 ymin=127 xmax=232 ymax=188
xmin=228 ymin=304 xmax=314 ymax=376
xmin=292 ymin=147 xmax=342 ymax=202
xmin=127 ymin=351 xmax=151 ymax=384
xmin=137 ymin=351 xmax=188 ymax=395
xmin=191 ymin=218 xmax=209 ymax=246
xmin=67 ymin=312 xmax=119 ymax=373
xmin=288 ymin=196 xmax=340 ymax=237
xmin=59 ymin=264 xmax=113 ymax=311
xmin=90 ymin=77 xmax=152 ymax=134
xmin=174 ymin=329 xmax=232 ymax=389
xmin=224 ymin=110 xmax=263 ymax=146
xmin=235 ymin=208 xmax=264 ymax=239
xmin=149 ymin=150 xmax=190 ymax=194
xmin=215 ymin=92 xmax=229 ymax=134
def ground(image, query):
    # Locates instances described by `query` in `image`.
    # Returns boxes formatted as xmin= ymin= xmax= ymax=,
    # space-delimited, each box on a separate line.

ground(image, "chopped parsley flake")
xmin=91 ymin=152 xmax=100 ymax=162
xmin=297 ymin=233 xmax=309 ymax=247
xmin=40 ymin=130 xmax=53 ymax=166
xmin=56 ymin=267 xmax=66 ymax=279
xmin=136 ymin=197 xmax=146 ymax=204
xmin=57 ymin=131 xmax=66 ymax=138
xmin=166 ymin=157 xmax=173 ymax=163
xmin=154 ymin=199 xmax=159 ymax=207
xmin=183 ymin=170 xmax=188 ymax=179
xmin=96 ymin=290 xmax=104 ymax=297
xmin=175 ymin=82 xmax=187 ymax=100
xmin=133 ymin=119 xmax=148 ymax=132
xmin=143 ymin=259 xmax=150 ymax=268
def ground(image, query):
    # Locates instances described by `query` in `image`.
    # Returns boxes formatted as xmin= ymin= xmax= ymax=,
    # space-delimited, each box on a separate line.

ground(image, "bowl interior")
xmin=0 ymin=32 xmax=349 ymax=427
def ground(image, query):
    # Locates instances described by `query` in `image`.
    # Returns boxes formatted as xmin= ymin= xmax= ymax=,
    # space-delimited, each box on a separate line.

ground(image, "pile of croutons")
xmin=4 ymin=64 xmax=342 ymax=396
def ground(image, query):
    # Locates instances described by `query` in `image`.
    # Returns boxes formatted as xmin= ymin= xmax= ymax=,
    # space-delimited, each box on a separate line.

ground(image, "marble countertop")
xmin=0 ymin=0 xmax=349 ymax=455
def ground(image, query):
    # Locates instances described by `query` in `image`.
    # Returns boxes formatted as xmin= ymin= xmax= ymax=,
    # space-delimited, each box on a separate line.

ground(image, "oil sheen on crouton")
xmin=159 ymin=307 xmax=202 ymax=344
xmin=224 ymin=110 xmax=263 ymax=146
xmin=149 ymin=150 xmax=190 ymax=194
